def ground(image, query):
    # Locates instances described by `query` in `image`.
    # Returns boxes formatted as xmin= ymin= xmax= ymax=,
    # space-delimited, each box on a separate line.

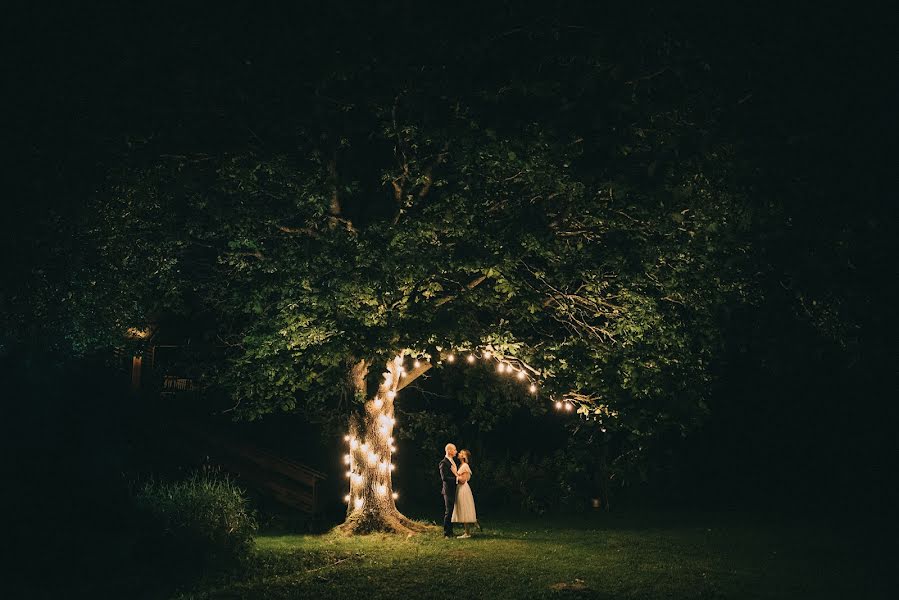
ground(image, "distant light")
xmin=483 ymin=351 xmax=491 ymax=359
xmin=554 ymin=401 xmax=562 ymax=410
xmin=565 ymin=403 xmax=573 ymax=412
xmin=389 ymin=463 xmax=396 ymax=471
xmin=516 ymin=371 xmax=525 ymax=380
xmin=343 ymin=435 xmax=350 ymax=442
xmin=346 ymin=470 xmax=353 ymax=477
xmin=413 ymin=359 xmax=421 ymax=368
xmin=467 ymin=354 xmax=476 ymax=363
xmin=497 ymin=363 xmax=505 ymax=373
xmin=447 ymin=353 xmax=455 ymax=363
xmin=529 ymin=384 xmax=537 ymax=393
xmin=344 ymin=494 xmax=351 ymax=503
xmin=343 ymin=454 xmax=351 ymax=464
xmin=392 ymin=492 xmax=399 ymax=500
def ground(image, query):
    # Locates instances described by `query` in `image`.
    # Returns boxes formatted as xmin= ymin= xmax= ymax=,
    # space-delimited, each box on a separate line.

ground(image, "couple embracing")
xmin=438 ymin=443 xmax=479 ymax=538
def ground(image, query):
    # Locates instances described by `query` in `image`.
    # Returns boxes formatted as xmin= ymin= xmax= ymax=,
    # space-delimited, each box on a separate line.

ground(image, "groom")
xmin=438 ymin=443 xmax=458 ymax=538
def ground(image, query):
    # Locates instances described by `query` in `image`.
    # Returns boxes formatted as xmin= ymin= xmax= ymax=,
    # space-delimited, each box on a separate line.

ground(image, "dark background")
xmin=2 ymin=1 xmax=893 ymax=566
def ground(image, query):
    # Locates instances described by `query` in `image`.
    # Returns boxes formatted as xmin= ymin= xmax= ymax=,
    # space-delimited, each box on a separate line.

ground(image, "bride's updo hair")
xmin=459 ymin=449 xmax=471 ymax=463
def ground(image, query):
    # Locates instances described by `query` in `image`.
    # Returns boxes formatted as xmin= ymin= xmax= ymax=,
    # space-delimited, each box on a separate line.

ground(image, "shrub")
xmin=133 ymin=467 xmax=257 ymax=570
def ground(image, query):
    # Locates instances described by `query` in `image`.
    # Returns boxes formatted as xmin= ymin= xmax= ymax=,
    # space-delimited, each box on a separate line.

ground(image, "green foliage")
xmin=133 ymin=468 xmax=258 ymax=569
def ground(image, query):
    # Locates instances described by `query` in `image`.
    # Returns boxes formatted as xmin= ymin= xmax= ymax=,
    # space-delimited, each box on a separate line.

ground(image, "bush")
xmin=133 ymin=467 xmax=257 ymax=571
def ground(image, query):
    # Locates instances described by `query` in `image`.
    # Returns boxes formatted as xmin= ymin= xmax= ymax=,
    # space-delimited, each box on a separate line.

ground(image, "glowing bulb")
xmin=378 ymin=461 xmax=387 ymax=472
xmin=390 ymin=416 xmax=396 ymax=425
xmin=388 ymin=437 xmax=394 ymax=444
xmin=354 ymin=497 xmax=364 ymax=509
xmin=389 ymin=463 xmax=396 ymax=471
xmin=392 ymin=492 xmax=399 ymax=500
xmin=387 ymin=390 xmax=396 ymax=400
xmin=374 ymin=398 xmax=383 ymax=409
xmin=377 ymin=485 xmax=386 ymax=496
xmin=344 ymin=494 xmax=351 ymax=503
xmin=496 ymin=363 xmax=505 ymax=373
xmin=413 ymin=359 xmax=421 ymax=368
xmin=447 ymin=353 xmax=455 ymax=363
xmin=361 ymin=442 xmax=369 ymax=451
xmin=343 ymin=435 xmax=350 ymax=442
xmin=353 ymin=474 xmax=363 ymax=485
xmin=565 ymin=403 xmax=573 ymax=412
xmin=368 ymin=453 xmax=378 ymax=465
xmin=343 ymin=454 xmax=351 ymax=464
xmin=379 ymin=426 xmax=388 ymax=436
xmin=516 ymin=370 xmax=525 ymax=380
xmin=554 ymin=401 xmax=562 ymax=410
xmin=529 ymin=384 xmax=537 ymax=393
xmin=346 ymin=470 xmax=353 ymax=478
xmin=483 ymin=351 xmax=491 ymax=359
xmin=398 ymin=366 xmax=405 ymax=375
xmin=467 ymin=354 xmax=475 ymax=363
xmin=350 ymin=439 xmax=358 ymax=449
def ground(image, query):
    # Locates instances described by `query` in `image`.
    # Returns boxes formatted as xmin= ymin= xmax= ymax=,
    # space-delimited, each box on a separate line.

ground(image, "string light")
xmin=378 ymin=461 xmax=387 ymax=472
xmin=516 ymin=370 xmax=526 ymax=380
xmin=529 ymin=384 xmax=537 ymax=393
xmin=466 ymin=354 xmax=475 ymax=363
xmin=387 ymin=390 xmax=396 ymax=400
xmin=565 ymin=403 xmax=573 ymax=412
xmin=483 ymin=351 xmax=491 ymax=359
xmin=389 ymin=463 xmax=396 ymax=471
xmin=350 ymin=439 xmax=359 ymax=450
xmin=354 ymin=497 xmax=364 ymax=509
xmin=343 ymin=435 xmax=350 ymax=441
xmin=392 ymin=492 xmax=399 ymax=500
xmin=367 ymin=452 xmax=378 ymax=464
xmin=344 ymin=494 xmax=351 ymax=503
xmin=346 ymin=470 xmax=353 ymax=478
xmin=496 ymin=363 xmax=505 ymax=373
xmin=413 ymin=359 xmax=421 ymax=368
xmin=343 ymin=454 xmax=351 ymax=464
xmin=554 ymin=401 xmax=562 ymax=409
xmin=447 ymin=353 xmax=455 ymax=363
xmin=361 ymin=442 xmax=369 ymax=451
xmin=377 ymin=485 xmax=387 ymax=496
xmin=379 ymin=426 xmax=388 ymax=436
xmin=373 ymin=398 xmax=383 ymax=409
xmin=388 ymin=437 xmax=394 ymax=445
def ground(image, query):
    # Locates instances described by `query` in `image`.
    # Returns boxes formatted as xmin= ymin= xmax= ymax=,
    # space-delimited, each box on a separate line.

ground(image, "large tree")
xmin=5 ymin=16 xmax=753 ymax=532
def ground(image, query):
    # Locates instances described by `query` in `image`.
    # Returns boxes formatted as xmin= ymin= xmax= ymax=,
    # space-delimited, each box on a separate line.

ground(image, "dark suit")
xmin=438 ymin=456 xmax=457 ymax=537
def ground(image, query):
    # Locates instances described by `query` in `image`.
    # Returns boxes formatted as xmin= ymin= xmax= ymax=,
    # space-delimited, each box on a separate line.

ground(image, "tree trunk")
xmin=337 ymin=356 xmax=433 ymax=535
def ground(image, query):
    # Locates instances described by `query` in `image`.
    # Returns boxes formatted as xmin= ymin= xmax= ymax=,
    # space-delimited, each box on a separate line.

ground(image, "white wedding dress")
xmin=451 ymin=463 xmax=477 ymax=523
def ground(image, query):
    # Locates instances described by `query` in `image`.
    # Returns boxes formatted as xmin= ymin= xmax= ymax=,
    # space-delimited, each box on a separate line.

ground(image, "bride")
xmin=451 ymin=449 xmax=478 ymax=538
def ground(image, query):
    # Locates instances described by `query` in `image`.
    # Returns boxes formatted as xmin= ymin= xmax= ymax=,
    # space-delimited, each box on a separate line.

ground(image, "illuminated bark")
xmin=338 ymin=356 xmax=433 ymax=535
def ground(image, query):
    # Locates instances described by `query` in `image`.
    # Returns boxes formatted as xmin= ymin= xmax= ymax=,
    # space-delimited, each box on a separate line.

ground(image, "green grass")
xmin=172 ymin=511 xmax=887 ymax=599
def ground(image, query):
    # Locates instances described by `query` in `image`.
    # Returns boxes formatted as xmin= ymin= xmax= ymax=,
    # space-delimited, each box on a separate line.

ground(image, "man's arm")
xmin=439 ymin=460 xmax=456 ymax=483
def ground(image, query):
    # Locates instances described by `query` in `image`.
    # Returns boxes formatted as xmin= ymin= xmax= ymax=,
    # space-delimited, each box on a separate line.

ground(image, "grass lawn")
xmin=171 ymin=511 xmax=887 ymax=599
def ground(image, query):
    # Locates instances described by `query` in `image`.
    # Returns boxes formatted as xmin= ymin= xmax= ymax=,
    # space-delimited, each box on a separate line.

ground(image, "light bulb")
xmin=516 ymin=370 xmax=525 ymax=380
xmin=392 ymin=492 xmax=399 ymax=500
xmin=350 ymin=439 xmax=359 ymax=449
xmin=378 ymin=461 xmax=387 ymax=472
xmin=377 ymin=485 xmax=386 ymax=496
xmin=387 ymin=390 xmax=396 ymax=400
xmin=496 ymin=363 xmax=504 ymax=373
xmin=368 ymin=452 xmax=377 ymax=464
xmin=447 ymin=353 xmax=455 ymax=362
xmin=413 ymin=359 xmax=421 ymax=368
xmin=344 ymin=494 xmax=351 ymax=503
xmin=343 ymin=435 xmax=350 ymax=441
xmin=529 ymin=384 xmax=537 ymax=393
xmin=343 ymin=454 xmax=351 ymax=464
xmin=361 ymin=442 xmax=369 ymax=451
xmin=467 ymin=354 xmax=475 ymax=363
xmin=554 ymin=401 xmax=562 ymax=410
xmin=354 ymin=497 xmax=364 ymax=509
xmin=379 ymin=426 xmax=388 ymax=436
xmin=373 ymin=398 xmax=383 ymax=409
xmin=388 ymin=437 xmax=394 ymax=444
xmin=483 ymin=351 xmax=491 ymax=359
xmin=389 ymin=463 xmax=396 ymax=471
xmin=565 ymin=403 xmax=573 ymax=412
xmin=346 ymin=470 xmax=353 ymax=478
xmin=390 ymin=445 xmax=397 ymax=453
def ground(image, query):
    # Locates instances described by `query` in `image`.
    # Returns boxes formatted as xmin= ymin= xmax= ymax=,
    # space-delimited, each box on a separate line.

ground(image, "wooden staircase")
xmin=180 ymin=425 xmax=326 ymax=514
